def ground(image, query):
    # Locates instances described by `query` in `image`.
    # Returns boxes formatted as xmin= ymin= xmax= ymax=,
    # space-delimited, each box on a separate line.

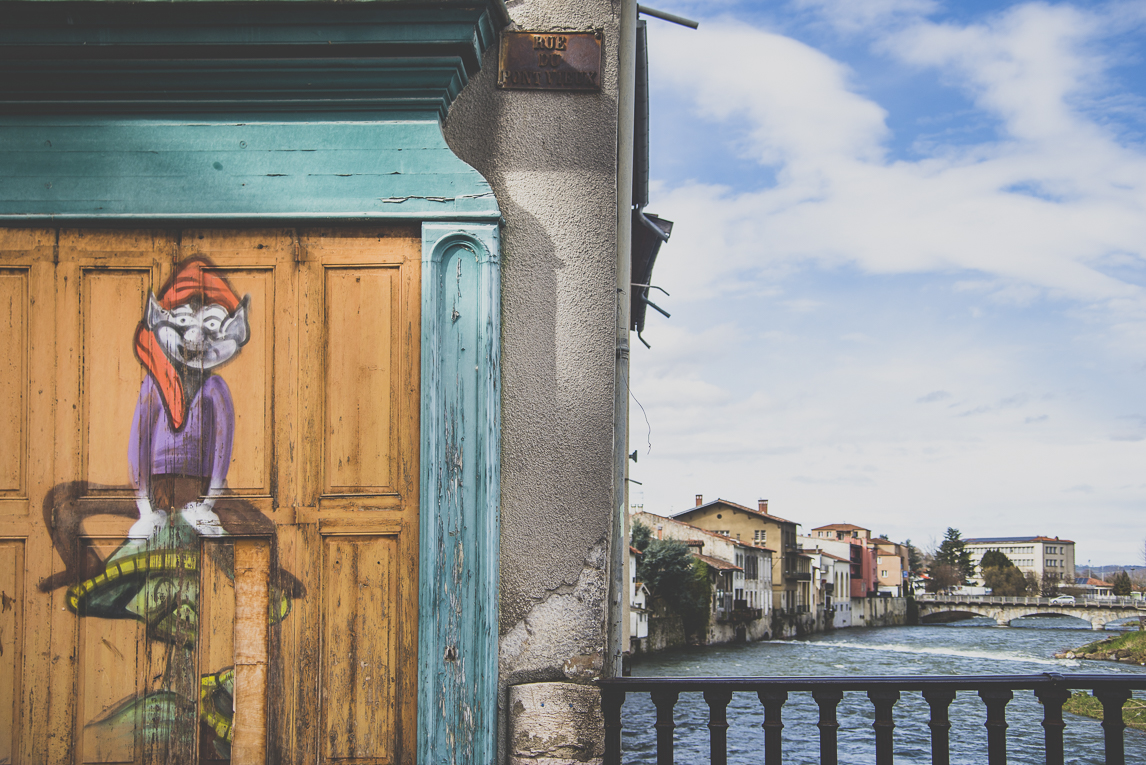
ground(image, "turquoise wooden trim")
xmin=0 ymin=116 xmax=500 ymax=222
xmin=419 ymin=221 xmax=501 ymax=765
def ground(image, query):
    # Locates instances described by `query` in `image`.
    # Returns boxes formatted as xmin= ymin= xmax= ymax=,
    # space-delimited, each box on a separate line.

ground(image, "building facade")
xmin=872 ymin=538 xmax=909 ymax=597
xmin=810 ymin=523 xmax=877 ymax=598
xmin=964 ymin=536 xmax=1077 ymax=586
xmin=671 ymin=496 xmax=800 ymax=613
xmin=634 ymin=511 xmax=773 ymax=643
xmin=0 ymin=1 xmax=644 ymax=762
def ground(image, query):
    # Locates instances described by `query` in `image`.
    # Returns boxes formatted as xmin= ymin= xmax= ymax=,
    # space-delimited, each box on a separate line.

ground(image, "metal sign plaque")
xmin=498 ymin=31 xmax=602 ymax=92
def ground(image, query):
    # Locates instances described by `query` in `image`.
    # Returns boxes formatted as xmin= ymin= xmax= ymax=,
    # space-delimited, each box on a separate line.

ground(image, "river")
xmin=623 ymin=617 xmax=1146 ymax=764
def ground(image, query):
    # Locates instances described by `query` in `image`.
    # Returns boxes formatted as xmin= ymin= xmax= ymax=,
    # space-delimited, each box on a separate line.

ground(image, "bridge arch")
xmin=919 ymin=610 xmax=986 ymax=625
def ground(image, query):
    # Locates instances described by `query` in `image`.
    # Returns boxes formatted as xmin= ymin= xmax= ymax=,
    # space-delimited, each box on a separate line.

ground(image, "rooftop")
xmin=693 ymin=553 xmax=743 ymax=572
xmin=811 ymin=523 xmax=871 ymax=532
xmin=671 ymin=498 xmax=797 ymax=526
xmin=635 ymin=511 xmax=777 ymax=553
xmin=964 ymin=536 xmax=1075 ymax=545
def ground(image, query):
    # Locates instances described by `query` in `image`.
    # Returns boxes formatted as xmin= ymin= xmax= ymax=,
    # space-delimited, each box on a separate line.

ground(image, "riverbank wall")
xmin=637 ymin=596 xmax=908 ymax=656
xmin=853 ymin=596 xmax=907 ymax=628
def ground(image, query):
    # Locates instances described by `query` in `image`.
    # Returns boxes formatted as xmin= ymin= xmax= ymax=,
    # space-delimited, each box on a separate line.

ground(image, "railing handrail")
xmin=602 ymin=673 xmax=1146 ymax=765
xmin=601 ymin=672 xmax=1146 ymax=692
xmin=915 ymin=594 xmax=1144 ymax=607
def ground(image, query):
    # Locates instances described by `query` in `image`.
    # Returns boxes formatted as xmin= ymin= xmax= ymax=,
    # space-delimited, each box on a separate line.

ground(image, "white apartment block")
xmin=964 ymin=536 xmax=1076 ymax=585
xmin=799 ymin=536 xmax=853 ymax=629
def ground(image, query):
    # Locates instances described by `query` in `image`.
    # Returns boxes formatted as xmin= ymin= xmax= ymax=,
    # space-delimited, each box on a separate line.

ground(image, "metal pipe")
xmin=637 ymin=4 xmax=699 ymax=29
xmin=606 ymin=0 xmax=638 ymax=682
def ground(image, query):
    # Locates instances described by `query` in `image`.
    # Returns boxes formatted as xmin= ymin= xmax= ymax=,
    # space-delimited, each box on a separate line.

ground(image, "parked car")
xmin=1049 ymin=595 xmax=1076 ymax=605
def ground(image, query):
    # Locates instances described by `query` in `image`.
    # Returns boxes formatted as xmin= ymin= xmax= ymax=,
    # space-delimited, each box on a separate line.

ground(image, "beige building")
xmin=671 ymin=496 xmax=800 ymax=612
xmin=964 ymin=536 xmax=1076 ymax=585
xmin=872 ymin=538 xmax=909 ymax=597
xmin=634 ymin=511 xmax=773 ymax=642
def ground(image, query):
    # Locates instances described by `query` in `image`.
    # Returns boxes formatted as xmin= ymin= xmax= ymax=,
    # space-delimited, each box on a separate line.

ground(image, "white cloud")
xmin=647 ymin=12 xmax=1146 ymax=305
xmin=634 ymin=4 xmax=1146 ymax=561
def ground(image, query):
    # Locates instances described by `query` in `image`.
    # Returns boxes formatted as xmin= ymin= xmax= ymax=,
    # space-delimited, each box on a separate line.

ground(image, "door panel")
xmin=0 ymin=227 xmax=420 ymax=764
xmin=321 ymin=534 xmax=399 ymax=763
xmin=82 ymin=270 xmax=153 ymax=492
xmin=0 ymin=270 xmax=27 ymax=497
xmin=0 ymin=539 xmax=24 ymax=764
xmin=324 ymin=267 xmax=397 ymax=494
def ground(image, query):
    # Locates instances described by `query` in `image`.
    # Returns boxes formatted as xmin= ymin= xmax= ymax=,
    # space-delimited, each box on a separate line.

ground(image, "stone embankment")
xmin=1054 ymin=630 xmax=1146 ymax=666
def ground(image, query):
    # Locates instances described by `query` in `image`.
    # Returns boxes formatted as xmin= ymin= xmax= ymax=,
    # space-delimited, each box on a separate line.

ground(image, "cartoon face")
xmin=146 ymin=295 xmax=250 ymax=370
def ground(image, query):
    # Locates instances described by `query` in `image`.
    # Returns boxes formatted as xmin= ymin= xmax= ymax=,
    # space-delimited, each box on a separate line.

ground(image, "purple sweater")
xmin=129 ymin=374 xmax=235 ymax=498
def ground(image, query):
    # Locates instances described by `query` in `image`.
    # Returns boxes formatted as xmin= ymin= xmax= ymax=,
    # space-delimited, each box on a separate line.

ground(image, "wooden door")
xmin=0 ymin=227 xmax=420 ymax=765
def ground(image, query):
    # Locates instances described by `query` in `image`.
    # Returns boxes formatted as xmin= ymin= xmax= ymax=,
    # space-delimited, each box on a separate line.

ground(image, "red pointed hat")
xmin=134 ymin=259 xmax=243 ymax=430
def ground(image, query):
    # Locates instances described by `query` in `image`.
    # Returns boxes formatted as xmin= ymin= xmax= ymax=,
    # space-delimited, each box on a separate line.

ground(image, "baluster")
xmin=1033 ymin=684 xmax=1069 ymax=765
xmin=979 ymin=688 xmax=1013 ymax=765
xmin=1094 ymin=686 xmax=1131 ymax=765
xmin=922 ymin=688 xmax=956 ymax=765
xmin=602 ymin=687 xmax=625 ymax=765
xmin=812 ymin=688 xmax=844 ymax=765
xmin=650 ymin=689 xmax=679 ymax=765
xmin=757 ymin=689 xmax=788 ymax=765
xmin=704 ymin=689 xmax=733 ymax=765
xmin=868 ymin=689 xmax=900 ymax=765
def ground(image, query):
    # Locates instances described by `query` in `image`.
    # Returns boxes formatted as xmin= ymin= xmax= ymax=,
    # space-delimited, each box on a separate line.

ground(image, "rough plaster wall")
xmin=443 ymin=0 xmax=621 ymax=760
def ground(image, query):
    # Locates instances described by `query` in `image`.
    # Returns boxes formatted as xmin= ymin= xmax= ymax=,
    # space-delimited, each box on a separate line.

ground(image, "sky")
xmin=627 ymin=0 xmax=1146 ymax=565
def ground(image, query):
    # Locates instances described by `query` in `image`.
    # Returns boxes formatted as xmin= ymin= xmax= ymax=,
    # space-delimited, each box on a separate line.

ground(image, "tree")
xmin=935 ymin=528 xmax=974 ymax=584
xmin=1041 ymin=571 xmax=1061 ymax=596
xmin=980 ymin=549 xmax=1014 ymax=570
xmin=638 ymin=539 xmax=693 ymax=597
xmin=983 ymin=565 xmax=1029 ymax=596
xmin=979 ymin=549 xmax=1031 ymax=596
xmin=1025 ymin=571 xmax=1041 ymax=595
xmin=638 ymin=539 xmax=711 ymax=641
xmin=904 ymin=539 xmax=923 ymax=576
xmin=631 ymin=518 xmax=652 ymax=552
xmin=1112 ymin=570 xmax=1133 ymax=596
xmin=926 ymin=563 xmax=961 ymax=593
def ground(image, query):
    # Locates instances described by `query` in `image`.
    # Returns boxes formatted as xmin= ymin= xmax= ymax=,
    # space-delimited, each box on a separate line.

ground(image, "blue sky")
xmin=628 ymin=0 xmax=1146 ymax=564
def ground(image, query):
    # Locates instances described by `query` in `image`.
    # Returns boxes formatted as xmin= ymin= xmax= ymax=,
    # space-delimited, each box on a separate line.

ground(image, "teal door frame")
xmin=0 ymin=4 xmax=507 ymax=763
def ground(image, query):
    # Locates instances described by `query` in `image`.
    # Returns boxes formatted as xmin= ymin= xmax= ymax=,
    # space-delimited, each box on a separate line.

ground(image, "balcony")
xmin=601 ymin=674 xmax=1146 ymax=765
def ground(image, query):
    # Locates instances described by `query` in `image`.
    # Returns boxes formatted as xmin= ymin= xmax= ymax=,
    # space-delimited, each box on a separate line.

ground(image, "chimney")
xmin=758 ymin=499 xmax=768 ymax=514
xmin=695 ymin=494 xmax=703 ymax=507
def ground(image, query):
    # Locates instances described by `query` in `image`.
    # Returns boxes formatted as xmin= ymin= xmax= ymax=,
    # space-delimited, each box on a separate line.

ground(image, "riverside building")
xmin=964 ymin=536 xmax=1077 ymax=586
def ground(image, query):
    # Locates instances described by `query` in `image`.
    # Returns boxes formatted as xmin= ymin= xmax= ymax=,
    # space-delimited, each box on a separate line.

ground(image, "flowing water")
xmin=623 ymin=617 xmax=1146 ymax=764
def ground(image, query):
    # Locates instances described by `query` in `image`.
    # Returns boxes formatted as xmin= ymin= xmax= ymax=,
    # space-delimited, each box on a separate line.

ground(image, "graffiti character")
xmin=39 ymin=258 xmax=301 ymax=761
xmin=130 ymin=259 xmax=251 ymax=539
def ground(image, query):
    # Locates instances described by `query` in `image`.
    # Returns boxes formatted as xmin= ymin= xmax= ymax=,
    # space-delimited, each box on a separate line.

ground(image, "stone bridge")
xmin=917 ymin=595 xmax=1146 ymax=630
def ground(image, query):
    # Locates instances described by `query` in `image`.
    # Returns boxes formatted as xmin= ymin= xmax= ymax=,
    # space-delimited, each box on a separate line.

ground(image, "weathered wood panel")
xmin=0 ymin=271 xmax=27 ymax=496
xmin=82 ymin=271 xmax=151 ymax=490
xmin=76 ymin=540 xmax=143 ymax=765
xmin=0 ymin=539 xmax=23 ymax=764
xmin=325 ymin=268 xmax=395 ymax=493
xmin=321 ymin=534 xmax=398 ymax=763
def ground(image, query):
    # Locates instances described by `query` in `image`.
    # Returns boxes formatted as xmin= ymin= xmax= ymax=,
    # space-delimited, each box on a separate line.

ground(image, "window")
xmin=755 ymin=529 xmax=767 ymax=543
xmin=715 ymin=530 xmax=730 ymax=537
xmin=881 ymin=570 xmax=888 ymax=578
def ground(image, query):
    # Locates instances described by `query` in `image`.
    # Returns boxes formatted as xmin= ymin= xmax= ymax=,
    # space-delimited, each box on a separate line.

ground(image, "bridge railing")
xmin=602 ymin=673 xmax=1146 ymax=765
xmin=916 ymin=594 xmax=1144 ymax=607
